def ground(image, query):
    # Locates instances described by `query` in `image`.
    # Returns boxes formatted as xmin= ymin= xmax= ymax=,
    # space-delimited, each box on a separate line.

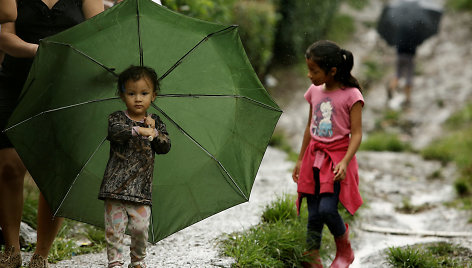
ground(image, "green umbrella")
xmin=4 ymin=0 xmax=281 ymax=243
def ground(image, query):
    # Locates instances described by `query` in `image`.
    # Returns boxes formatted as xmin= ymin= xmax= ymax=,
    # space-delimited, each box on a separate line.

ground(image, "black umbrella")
xmin=377 ymin=0 xmax=442 ymax=51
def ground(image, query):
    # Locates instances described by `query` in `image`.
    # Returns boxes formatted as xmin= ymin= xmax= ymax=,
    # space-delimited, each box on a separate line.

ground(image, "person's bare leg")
xmin=0 ymin=148 xmax=26 ymax=255
xmin=34 ymin=193 xmax=64 ymax=258
xmin=387 ymin=77 xmax=398 ymax=100
xmin=404 ymin=85 xmax=412 ymax=105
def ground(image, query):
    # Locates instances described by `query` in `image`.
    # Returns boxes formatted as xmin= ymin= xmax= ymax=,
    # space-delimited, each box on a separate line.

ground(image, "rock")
xmin=19 ymin=222 xmax=37 ymax=247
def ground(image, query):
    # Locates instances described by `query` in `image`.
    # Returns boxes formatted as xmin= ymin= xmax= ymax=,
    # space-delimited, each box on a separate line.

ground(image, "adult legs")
xmin=33 ymin=193 xmax=64 ymax=258
xmin=0 ymin=148 xmax=26 ymax=255
xmin=397 ymin=53 xmax=415 ymax=105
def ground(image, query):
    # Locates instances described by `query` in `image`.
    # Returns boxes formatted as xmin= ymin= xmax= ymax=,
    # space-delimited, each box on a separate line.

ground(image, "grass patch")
xmin=49 ymin=222 xmax=106 ymax=263
xmin=386 ymin=242 xmax=472 ymax=267
xmin=361 ymin=58 xmax=386 ymax=89
xmin=360 ymin=132 xmax=411 ymax=152
xmin=221 ymin=194 xmax=355 ymax=267
xmin=269 ymin=131 xmax=299 ymax=162
xmin=421 ymin=105 xmax=472 ymax=204
xmin=20 ymin=181 xmax=106 ymax=263
xmin=395 ymin=198 xmax=434 ymax=214
xmin=420 ymin=103 xmax=472 ymax=221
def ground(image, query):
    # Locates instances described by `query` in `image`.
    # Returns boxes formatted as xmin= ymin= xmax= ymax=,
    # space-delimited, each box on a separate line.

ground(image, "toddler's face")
xmin=121 ymin=76 xmax=156 ymax=121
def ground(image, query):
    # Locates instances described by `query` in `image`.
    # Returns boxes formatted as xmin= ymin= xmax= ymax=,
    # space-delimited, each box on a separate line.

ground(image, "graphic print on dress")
xmin=311 ymin=98 xmax=335 ymax=138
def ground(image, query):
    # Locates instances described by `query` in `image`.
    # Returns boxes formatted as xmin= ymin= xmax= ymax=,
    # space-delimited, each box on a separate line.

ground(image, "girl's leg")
xmin=306 ymin=168 xmax=323 ymax=250
xmin=105 ymin=200 xmax=128 ymax=268
xmin=318 ymin=182 xmax=346 ymax=238
xmin=0 ymin=148 xmax=26 ymax=256
xmin=126 ymin=203 xmax=150 ymax=266
xmin=33 ymin=192 xmax=64 ymax=258
xmin=306 ymin=194 xmax=323 ymax=250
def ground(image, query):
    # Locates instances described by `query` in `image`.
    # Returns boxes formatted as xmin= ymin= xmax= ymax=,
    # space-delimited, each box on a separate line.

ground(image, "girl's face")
xmin=121 ymin=76 xmax=156 ymax=121
xmin=306 ymin=58 xmax=335 ymax=86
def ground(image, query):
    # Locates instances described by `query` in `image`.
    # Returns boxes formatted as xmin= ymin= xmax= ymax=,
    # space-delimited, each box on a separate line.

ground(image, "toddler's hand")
xmin=145 ymin=115 xmax=155 ymax=129
xmin=138 ymin=127 xmax=156 ymax=138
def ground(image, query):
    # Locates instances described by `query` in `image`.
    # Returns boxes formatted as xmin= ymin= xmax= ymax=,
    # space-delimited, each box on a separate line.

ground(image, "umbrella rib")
xmin=151 ymin=103 xmax=249 ymax=201
xmin=44 ymin=41 xmax=118 ymax=77
xmin=2 ymin=97 xmax=119 ymax=133
xmin=158 ymin=25 xmax=238 ymax=82
xmin=157 ymin=94 xmax=282 ymax=112
xmin=53 ymin=137 xmax=108 ymax=218
xmin=135 ymin=0 xmax=144 ymax=66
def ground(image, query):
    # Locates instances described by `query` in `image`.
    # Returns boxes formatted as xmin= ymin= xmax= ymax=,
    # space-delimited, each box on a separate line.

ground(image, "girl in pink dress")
xmin=292 ymin=40 xmax=364 ymax=268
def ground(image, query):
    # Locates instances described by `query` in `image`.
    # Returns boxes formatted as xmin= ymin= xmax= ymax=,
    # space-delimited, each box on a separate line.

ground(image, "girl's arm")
xmin=82 ymin=0 xmax=104 ymax=19
xmin=333 ymin=101 xmax=363 ymax=181
xmin=0 ymin=0 xmax=16 ymax=24
xmin=292 ymin=106 xmax=312 ymax=183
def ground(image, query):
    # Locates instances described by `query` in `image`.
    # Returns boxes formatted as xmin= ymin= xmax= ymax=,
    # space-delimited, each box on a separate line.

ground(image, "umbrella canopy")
xmin=4 ymin=0 xmax=282 ymax=243
xmin=377 ymin=0 xmax=442 ymax=50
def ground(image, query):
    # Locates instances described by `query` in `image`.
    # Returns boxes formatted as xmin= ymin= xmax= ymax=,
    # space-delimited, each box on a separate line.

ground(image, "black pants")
xmin=306 ymin=169 xmax=346 ymax=249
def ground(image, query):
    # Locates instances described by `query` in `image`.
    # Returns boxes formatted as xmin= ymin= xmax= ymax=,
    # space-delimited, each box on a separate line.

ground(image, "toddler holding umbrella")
xmin=98 ymin=66 xmax=171 ymax=268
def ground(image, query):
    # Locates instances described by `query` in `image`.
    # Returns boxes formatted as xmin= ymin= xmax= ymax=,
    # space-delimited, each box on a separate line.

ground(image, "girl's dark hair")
xmin=117 ymin=65 xmax=160 ymax=95
xmin=305 ymin=40 xmax=362 ymax=91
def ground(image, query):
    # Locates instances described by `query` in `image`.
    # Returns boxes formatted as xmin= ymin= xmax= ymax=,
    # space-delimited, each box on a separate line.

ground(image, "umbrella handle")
xmin=148 ymin=125 xmax=154 ymax=141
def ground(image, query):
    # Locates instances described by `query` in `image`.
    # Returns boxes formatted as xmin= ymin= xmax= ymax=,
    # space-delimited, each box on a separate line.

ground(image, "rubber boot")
xmin=301 ymin=249 xmax=323 ymax=268
xmin=330 ymin=224 xmax=354 ymax=268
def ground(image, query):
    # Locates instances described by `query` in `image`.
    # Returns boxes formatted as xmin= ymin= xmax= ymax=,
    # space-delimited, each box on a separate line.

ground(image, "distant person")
xmin=0 ymin=0 xmax=103 ymax=267
xmin=98 ymin=66 xmax=171 ymax=268
xmin=292 ymin=40 xmax=363 ymax=268
xmin=387 ymin=27 xmax=417 ymax=106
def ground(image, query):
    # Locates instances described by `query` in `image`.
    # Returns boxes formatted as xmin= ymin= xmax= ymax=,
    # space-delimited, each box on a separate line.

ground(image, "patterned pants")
xmin=104 ymin=199 xmax=151 ymax=268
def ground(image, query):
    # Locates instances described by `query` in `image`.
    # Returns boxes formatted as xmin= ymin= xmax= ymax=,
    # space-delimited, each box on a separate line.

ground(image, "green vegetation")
xmin=22 ymin=180 xmax=106 ymax=263
xmin=421 ymin=103 xmax=472 ymax=206
xmin=232 ymin=1 xmax=278 ymax=77
xmin=386 ymin=242 xmax=472 ymax=267
xmin=360 ymin=132 xmax=411 ymax=152
xmin=221 ymin=195 xmax=355 ymax=267
xmin=269 ymin=131 xmax=299 ymax=162
xmin=272 ymin=0 xmax=342 ymax=65
xmin=446 ymin=0 xmax=472 ymax=11
xmin=395 ymin=198 xmax=433 ymax=214
xmin=325 ymin=14 xmax=356 ymax=44
xmin=163 ymin=0 xmax=361 ymax=77
xmin=361 ymin=58 xmax=387 ymax=89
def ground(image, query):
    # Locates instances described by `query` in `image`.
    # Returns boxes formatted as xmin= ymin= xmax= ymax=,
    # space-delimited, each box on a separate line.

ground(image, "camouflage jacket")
xmin=98 ymin=111 xmax=171 ymax=205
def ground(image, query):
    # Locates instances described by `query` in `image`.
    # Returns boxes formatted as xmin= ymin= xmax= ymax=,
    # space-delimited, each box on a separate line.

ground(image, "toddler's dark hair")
xmin=117 ymin=65 xmax=160 ymax=95
xmin=305 ymin=40 xmax=362 ymax=91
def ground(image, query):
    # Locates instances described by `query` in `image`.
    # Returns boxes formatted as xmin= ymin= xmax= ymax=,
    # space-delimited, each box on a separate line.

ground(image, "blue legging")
xmin=306 ymin=169 xmax=346 ymax=250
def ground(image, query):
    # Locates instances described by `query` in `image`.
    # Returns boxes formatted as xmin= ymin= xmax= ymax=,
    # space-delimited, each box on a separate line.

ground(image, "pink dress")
xmin=297 ymin=85 xmax=364 ymax=215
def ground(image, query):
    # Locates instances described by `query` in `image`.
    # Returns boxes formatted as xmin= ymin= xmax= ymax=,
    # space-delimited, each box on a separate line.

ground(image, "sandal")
xmin=0 ymin=246 xmax=22 ymax=268
xmin=28 ymin=253 xmax=49 ymax=268
xmin=128 ymin=261 xmax=146 ymax=268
